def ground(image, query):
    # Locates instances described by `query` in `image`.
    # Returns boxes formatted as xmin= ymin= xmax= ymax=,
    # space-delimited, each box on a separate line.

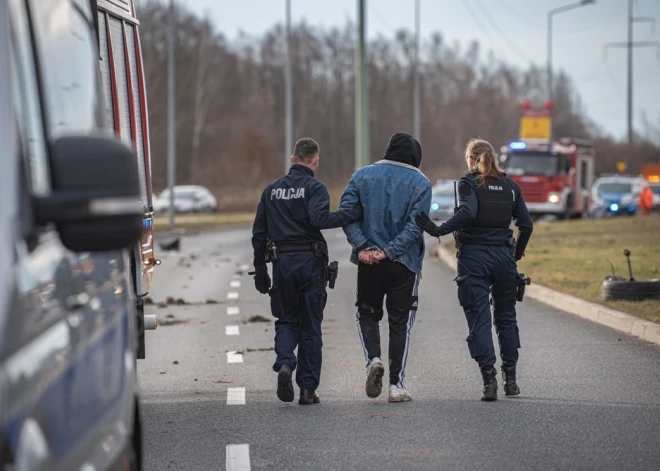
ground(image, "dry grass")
xmin=517 ymin=215 xmax=660 ymax=323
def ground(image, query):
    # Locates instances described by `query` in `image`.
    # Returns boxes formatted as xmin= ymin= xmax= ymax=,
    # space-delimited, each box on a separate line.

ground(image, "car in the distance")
xmin=154 ymin=185 xmax=218 ymax=213
xmin=430 ymin=180 xmax=456 ymax=221
xmin=649 ymin=183 xmax=660 ymax=212
xmin=589 ymin=175 xmax=646 ymax=217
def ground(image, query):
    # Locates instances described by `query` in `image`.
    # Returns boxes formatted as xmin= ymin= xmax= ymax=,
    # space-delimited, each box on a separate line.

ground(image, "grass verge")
xmin=153 ymin=212 xmax=254 ymax=230
xmin=518 ymin=216 xmax=660 ymax=323
xmin=444 ymin=215 xmax=660 ymax=322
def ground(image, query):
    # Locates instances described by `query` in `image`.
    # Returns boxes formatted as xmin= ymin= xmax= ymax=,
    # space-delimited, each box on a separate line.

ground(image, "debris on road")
xmin=244 ymin=347 xmax=275 ymax=352
xmin=172 ymin=360 xmax=179 ymax=365
xmin=244 ymin=315 xmax=271 ymax=323
xmin=206 ymin=299 xmax=219 ymax=304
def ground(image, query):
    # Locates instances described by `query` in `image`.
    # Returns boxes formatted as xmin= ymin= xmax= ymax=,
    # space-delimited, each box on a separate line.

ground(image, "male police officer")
xmin=417 ymin=138 xmax=533 ymax=401
xmin=251 ymin=137 xmax=362 ymax=405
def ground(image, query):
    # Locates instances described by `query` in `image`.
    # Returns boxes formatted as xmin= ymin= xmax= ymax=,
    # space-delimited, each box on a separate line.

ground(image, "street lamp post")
xmin=547 ymin=0 xmax=595 ymax=100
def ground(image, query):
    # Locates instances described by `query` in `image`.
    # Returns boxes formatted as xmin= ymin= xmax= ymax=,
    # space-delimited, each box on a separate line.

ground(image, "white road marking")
xmin=227 ymin=306 xmax=240 ymax=316
xmin=227 ymin=292 xmax=239 ymax=300
xmin=225 ymin=325 xmax=239 ymax=336
xmin=226 ymin=444 xmax=250 ymax=471
xmin=226 ymin=351 xmax=244 ymax=363
xmin=240 ymin=264 xmax=250 ymax=271
xmin=226 ymin=387 xmax=246 ymax=405
xmin=230 ymin=280 xmax=241 ymax=288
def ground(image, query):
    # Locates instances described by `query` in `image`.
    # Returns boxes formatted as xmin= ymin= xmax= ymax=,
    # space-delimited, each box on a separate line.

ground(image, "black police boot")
xmin=277 ymin=365 xmax=295 ymax=403
xmin=480 ymin=367 xmax=498 ymax=402
xmin=501 ymin=365 xmax=521 ymax=397
xmin=299 ymin=389 xmax=320 ymax=405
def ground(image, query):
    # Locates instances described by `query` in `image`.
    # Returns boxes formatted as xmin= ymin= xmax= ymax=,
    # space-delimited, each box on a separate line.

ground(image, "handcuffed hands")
xmin=415 ymin=211 xmax=440 ymax=238
xmin=358 ymin=248 xmax=387 ymax=265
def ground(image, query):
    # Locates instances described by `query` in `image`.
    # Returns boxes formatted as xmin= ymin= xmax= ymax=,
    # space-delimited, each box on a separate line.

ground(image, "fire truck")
xmin=94 ymin=0 xmax=159 ymax=358
xmin=499 ymin=101 xmax=596 ymax=219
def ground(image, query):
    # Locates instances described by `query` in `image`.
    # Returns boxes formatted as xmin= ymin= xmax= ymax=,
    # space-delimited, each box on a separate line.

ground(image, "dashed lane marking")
xmin=227 ymin=292 xmax=239 ymax=300
xmin=225 ymin=325 xmax=239 ymax=336
xmin=226 ymin=444 xmax=250 ymax=471
xmin=227 ymin=306 xmax=240 ymax=315
xmin=226 ymin=351 xmax=244 ymax=364
xmin=230 ymin=280 xmax=241 ymax=288
xmin=226 ymin=387 xmax=246 ymax=405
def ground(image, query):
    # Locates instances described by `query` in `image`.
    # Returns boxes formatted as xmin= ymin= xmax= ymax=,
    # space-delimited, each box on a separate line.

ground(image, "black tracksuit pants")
xmin=356 ymin=260 xmax=419 ymax=388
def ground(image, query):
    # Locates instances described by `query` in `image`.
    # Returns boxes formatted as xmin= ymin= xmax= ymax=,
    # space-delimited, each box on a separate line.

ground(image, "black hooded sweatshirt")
xmin=383 ymin=132 xmax=422 ymax=168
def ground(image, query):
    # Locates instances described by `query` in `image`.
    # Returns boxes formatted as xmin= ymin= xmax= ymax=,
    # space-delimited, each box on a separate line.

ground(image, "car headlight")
xmin=430 ymin=202 xmax=440 ymax=211
xmin=609 ymin=203 xmax=619 ymax=212
xmin=548 ymin=193 xmax=561 ymax=204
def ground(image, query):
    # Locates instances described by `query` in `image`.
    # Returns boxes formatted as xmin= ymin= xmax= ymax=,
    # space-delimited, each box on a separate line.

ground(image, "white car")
xmin=650 ymin=183 xmax=660 ymax=211
xmin=154 ymin=185 xmax=218 ymax=213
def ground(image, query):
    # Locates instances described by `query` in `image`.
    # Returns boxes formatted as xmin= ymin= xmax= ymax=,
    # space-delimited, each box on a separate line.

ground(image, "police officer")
xmin=251 ymin=137 xmax=362 ymax=405
xmin=415 ymin=138 xmax=533 ymax=401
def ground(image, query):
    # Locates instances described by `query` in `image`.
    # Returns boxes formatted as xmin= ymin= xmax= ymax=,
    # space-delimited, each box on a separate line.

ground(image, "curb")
xmin=434 ymin=244 xmax=660 ymax=347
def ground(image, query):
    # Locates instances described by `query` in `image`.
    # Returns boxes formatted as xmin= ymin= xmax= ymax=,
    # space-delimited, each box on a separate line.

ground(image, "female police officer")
xmin=415 ymin=138 xmax=533 ymax=401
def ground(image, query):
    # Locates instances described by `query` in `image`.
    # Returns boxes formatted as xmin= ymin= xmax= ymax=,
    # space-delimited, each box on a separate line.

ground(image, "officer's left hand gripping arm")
xmin=512 ymin=185 xmax=533 ymax=261
xmin=382 ymin=183 xmax=432 ymax=261
xmin=339 ymin=175 xmax=369 ymax=250
xmin=308 ymin=182 xmax=361 ymax=230
xmin=251 ymin=192 xmax=268 ymax=273
xmin=437 ymin=177 xmax=478 ymax=236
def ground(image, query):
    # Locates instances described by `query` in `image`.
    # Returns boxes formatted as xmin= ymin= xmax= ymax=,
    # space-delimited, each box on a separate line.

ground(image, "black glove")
xmin=416 ymin=212 xmax=440 ymax=237
xmin=351 ymin=203 xmax=363 ymax=222
xmin=254 ymin=271 xmax=271 ymax=294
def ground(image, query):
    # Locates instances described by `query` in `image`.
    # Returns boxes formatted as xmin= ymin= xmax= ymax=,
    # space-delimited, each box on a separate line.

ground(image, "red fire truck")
xmin=95 ymin=0 xmax=158 ymax=358
xmin=500 ymin=138 xmax=595 ymax=219
xmin=499 ymin=101 xmax=596 ymax=219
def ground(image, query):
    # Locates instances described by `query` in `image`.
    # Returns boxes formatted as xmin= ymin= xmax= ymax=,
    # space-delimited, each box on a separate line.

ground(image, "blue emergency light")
xmin=509 ymin=141 xmax=527 ymax=150
xmin=431 ymin=202 xmax=440 ymax=211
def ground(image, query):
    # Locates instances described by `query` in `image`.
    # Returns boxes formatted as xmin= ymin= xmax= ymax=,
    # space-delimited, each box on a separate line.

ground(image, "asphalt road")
xmin=138 ymin=226 xmax=660 ymax=471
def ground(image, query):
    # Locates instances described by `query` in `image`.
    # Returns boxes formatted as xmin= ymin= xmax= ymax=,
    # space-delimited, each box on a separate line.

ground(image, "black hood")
xmin=383 ymin=132 xmax=422 ymax=168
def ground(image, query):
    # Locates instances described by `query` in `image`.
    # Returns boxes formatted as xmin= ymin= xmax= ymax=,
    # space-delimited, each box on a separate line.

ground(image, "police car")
xmin=1 ymin=1 xmax=144 ymax=469
xmin=590 ymin=175 xmax=646 ymax=217
xmin=430 ymin=180 xmax=456 ymax=221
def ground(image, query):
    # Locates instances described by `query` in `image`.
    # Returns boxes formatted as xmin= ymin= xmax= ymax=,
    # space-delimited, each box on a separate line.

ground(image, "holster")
xmin=326 ymin=261 xmax=339 ymax=289
xmin=516 ymin=273 xmax=531 ymax=302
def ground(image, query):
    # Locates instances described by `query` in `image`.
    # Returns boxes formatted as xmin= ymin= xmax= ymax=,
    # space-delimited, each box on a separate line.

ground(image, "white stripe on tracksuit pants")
xmin=355 ymin=260 xmax=420 ymax=389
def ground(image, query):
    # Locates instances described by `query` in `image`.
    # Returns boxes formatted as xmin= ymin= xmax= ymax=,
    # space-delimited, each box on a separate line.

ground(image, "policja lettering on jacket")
xmin=271 ymin=187 xmax=305 ymax=200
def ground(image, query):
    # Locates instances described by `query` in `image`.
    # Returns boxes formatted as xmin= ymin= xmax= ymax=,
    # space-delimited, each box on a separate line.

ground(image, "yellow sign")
xmin=616 ymin=161 xmax=626 ymax=173
xmin=520 ymin=116 xmax=551 ymax=140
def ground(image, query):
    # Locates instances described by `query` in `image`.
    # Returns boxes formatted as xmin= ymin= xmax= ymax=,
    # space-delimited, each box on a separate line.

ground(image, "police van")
xmin=1 ymin=0 xmax=145 ymax=469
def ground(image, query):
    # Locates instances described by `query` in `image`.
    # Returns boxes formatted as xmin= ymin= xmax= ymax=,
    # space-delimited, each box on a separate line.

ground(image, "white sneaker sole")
xmin=388 ymin=394 xmax=412 ymax=403
xmin=365 ymin=361 xmax=385 ymax=398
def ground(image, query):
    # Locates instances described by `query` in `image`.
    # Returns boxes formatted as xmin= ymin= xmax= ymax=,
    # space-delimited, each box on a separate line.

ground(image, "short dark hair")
xmin=293 ymin=137 xmax=319 ymax=163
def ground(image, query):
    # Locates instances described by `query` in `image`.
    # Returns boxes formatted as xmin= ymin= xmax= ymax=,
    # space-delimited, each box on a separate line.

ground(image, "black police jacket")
xmin=251 ymin=164 xmax=359 ymax=272
xmin=437 ymin=171 xmax=533 ymax=261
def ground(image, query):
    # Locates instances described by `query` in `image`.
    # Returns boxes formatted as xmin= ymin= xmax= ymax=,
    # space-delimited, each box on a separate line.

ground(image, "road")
xmin=138 ymin=226 xmax=660 ymax=471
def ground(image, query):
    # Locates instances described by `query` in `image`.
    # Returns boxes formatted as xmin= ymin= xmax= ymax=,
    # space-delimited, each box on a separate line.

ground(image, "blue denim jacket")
xmin=339 ymin=160 xmax=433 ymax=275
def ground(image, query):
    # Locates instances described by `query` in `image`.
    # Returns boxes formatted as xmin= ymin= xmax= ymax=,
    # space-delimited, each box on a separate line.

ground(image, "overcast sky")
xmin=176 ymin=0 xmax=659 ymax=139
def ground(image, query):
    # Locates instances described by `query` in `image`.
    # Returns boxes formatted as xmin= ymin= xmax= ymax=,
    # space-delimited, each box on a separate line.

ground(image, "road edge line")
xmin=433 ymin=244 xmax=660 ymax=347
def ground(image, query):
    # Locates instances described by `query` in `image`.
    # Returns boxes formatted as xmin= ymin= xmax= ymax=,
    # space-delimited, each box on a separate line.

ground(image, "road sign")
xmin=616 ymin=161 xmax=626 ymax=173
xmin=520 ymin=116 xmax=551 ymax=141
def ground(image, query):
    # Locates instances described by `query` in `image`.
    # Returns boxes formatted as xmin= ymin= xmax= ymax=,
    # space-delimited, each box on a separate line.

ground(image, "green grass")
xmin=517 ymin=215 xmax=660 ymax=323
xmin=153 ymin=212 xmax=254 ymax=230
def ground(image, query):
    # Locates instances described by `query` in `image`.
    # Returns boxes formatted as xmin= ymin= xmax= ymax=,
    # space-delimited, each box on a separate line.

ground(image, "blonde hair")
xmin=465 ymin=138 xmax=504 ymax=185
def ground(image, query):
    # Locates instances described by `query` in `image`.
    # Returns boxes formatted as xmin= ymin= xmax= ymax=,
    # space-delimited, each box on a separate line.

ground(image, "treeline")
xmin=136 ymin=0 xmax=660 ymax=210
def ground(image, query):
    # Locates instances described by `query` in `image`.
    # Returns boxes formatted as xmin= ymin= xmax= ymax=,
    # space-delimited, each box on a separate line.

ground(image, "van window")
xmin=28 ymin=0 xmax=105 ymax=138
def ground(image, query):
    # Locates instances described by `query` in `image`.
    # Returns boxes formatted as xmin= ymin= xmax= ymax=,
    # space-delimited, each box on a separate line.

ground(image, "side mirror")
xmin=34 ymin=135 xmax=143 ymax=252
